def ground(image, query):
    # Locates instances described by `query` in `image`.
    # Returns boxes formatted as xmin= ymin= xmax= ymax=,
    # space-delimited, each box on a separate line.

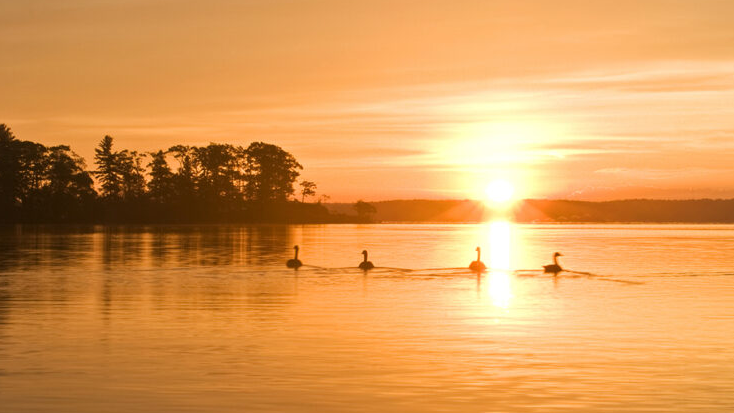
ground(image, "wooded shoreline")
xmin=0 ymin=124 xmax=374 ymax=224
xmin=4 ymin=124 xmax=734 ymax=224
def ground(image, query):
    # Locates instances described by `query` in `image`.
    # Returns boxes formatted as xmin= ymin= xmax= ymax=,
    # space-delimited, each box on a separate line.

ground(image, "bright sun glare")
xmin=485 ymin=179 xmax=515 ymax=204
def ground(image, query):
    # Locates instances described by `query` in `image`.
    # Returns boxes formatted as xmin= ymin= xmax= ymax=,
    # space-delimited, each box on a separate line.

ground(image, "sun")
xmin=485 ymin=179 xmax=515 ymax=204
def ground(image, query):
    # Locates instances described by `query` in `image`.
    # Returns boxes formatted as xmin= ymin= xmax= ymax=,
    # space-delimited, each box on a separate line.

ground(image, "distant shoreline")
xmin=4 ymin=222 xmax=734 ymax=232
xmin=5 ymin=197 xmax=734 ymax=225
xmin=326 ymin=198 xmax=734 ymax=224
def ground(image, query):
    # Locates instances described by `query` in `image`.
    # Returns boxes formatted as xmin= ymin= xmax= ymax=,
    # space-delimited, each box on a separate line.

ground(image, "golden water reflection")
xmin=486 ymin=220 xmax=513 ymax=308
xmin=3 ymin=225 xmax=734 ymax=412
xmin=488 ymin=221 xmax=511 ymax=271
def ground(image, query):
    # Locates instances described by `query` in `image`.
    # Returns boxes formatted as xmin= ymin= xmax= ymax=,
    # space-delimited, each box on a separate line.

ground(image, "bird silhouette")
xmin=359 ymin=250 xmax=374 ymax=270
xmin=543 ymin=252 xmax=563 ymax=276
xmin=286 ymin=245 xmax=303 ymax=269
xmin=469 ymin=247 xmax=487 ymax=272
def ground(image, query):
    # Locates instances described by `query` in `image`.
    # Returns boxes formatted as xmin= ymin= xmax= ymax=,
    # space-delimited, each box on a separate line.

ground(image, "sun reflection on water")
xmin=487 ymin=220 xmax=513 ymax=308
xmin=489 ymin=221 xmax=511 ymax=271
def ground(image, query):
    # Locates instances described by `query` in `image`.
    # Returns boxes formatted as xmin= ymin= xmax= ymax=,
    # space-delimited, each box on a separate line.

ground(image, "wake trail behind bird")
xmin=300 ymin=264 xmax=334 ymax=270
xmin=373 ymin=266 xmax=414 ymax=272
xmin=565 ymin=269 xmax=596 ymax=276
xmin=565 ymin=269 xmax=645 ymax=285
xmin=595 ymin=277 xmax=645 ymax=285
xmin=293 ymin=265 xmax=644 ymax=284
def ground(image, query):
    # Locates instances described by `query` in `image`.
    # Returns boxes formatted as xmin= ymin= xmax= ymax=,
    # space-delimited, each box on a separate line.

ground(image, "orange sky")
xmin=2 ymin=0 xmax=734 ymax=201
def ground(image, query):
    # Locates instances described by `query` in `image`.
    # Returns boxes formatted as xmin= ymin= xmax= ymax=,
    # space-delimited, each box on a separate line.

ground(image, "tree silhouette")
xmin=147 ymin=150 xmax=174 ymax=203
xmin=0 ymin=125 xmax=49 ymax=220
xmin=0 ymin=124 xmax=19 ymax=219
xmin=94 ymin=135 xmax=123 ymax=199
xmin=1 ymin=125 xmax=96 ymax=222
xmin=243 ymin=142 xmax=302 ymax=202
xmin=15 ymin=140 xmax=48 ymax=213
xmin=168 ymin=144 xmax=198 ymax=204
xmin=46 ymin=146 xmax=95 ymax=196
xmin=42 ymin=145 xmax=96 ymax=220
xmin=299 ymin=180 xmax=317 ymax=202
xmin=117 ymin=150 xmax=146 ymax=200
xmin=194 ymin=143 xmax=240 ymax=202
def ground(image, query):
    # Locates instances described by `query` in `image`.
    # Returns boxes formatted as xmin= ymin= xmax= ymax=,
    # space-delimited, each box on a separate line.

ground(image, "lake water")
xmin=1 ymin=223 xmax=733 ymax=412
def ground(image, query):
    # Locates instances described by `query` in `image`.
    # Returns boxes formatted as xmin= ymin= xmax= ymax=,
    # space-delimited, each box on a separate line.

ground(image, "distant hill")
xmin=326 ymin=199 xmax=734 ymax=223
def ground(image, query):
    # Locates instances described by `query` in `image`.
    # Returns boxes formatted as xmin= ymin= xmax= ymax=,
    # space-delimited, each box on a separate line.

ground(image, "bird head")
xmin=554 ymin=252 xmax=563 ymax=257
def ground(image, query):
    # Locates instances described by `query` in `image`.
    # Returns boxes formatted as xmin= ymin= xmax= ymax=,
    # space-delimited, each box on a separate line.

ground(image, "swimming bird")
xmin=543 ymin=252 xmax=563 ymax=276
xmin=286 ymin=245 xmax=303 ymax=269
xmin=359 ymin=250 xmax=374 ymax=270
xmin=469 ymin=247 xmax=487 ymax=272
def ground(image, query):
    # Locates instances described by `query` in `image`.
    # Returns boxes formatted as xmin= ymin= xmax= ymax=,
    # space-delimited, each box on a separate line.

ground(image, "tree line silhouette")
xmin=12 ymin=121 xmax=725 ymax=225
xmin=0 ymin=124 xmax=363 ymax=224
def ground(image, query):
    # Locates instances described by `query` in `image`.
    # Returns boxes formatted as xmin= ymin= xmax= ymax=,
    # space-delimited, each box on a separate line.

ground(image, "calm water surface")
xmin=1 ymin=224 xmax=733 ymax=412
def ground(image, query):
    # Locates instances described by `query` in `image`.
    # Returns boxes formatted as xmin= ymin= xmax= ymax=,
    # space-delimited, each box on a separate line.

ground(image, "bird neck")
xmin=477 ymin=249 xmax=481 ymax=261
xmin=553 ymin=255 xmax=559 ymax=265
xmin=363 ymin=252 xmax=368 ymax=262
xmin=294 ymin=248 xmax=299 ymax=259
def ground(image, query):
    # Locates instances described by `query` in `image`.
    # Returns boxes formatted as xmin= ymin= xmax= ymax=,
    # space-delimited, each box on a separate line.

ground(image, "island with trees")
xmin=0 ymin=124 xmax=369 ymax=224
